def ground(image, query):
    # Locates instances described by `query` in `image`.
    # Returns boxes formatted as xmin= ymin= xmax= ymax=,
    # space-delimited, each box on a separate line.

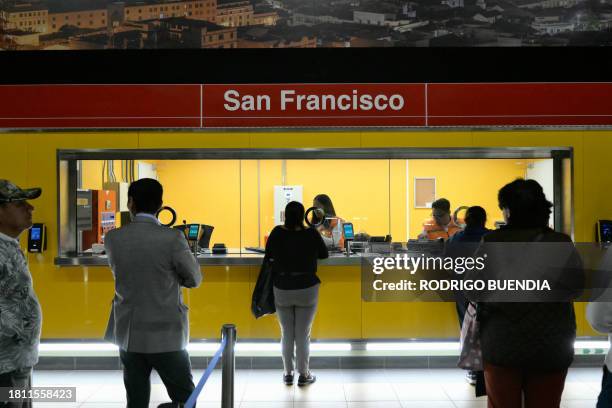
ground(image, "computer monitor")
xmin=198 ymin=225 xmax=214 ymax=249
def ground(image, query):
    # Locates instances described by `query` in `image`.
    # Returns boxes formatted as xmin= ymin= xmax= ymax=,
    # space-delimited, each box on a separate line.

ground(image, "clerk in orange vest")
xmin=418 ymin=198 xmax=462 ymax=240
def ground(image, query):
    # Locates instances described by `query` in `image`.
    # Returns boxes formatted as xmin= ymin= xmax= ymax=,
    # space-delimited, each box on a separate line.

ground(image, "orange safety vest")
xmin=421 ymin=218 xmax=462 ymax=240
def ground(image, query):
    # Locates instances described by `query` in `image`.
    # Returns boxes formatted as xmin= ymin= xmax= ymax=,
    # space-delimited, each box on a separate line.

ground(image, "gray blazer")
xmin=104 ymin=215 xmax=202 ymax=353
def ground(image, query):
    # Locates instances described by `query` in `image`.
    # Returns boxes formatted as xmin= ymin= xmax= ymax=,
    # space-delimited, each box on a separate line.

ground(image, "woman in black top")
xmin=265 ymin=201 xmax=328 ymax=386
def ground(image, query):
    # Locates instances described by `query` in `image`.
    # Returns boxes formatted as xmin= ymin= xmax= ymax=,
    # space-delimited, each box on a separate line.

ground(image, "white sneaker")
xmin=465 ymin=371 xmax=477 ymax=386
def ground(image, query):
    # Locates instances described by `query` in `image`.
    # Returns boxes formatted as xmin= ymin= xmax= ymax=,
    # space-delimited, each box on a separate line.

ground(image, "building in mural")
xmin=1 ymin=0 xmax=611 ymax=49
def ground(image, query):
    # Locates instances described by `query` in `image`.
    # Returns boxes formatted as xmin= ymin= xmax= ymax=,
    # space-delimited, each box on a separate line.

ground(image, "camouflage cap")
xmin=0 ymin=179 xmax=41 ymax=203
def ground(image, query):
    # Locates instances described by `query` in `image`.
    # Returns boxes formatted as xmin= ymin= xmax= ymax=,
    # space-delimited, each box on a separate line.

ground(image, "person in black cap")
xmin=0 ymin=179 xmax=42 ymax=408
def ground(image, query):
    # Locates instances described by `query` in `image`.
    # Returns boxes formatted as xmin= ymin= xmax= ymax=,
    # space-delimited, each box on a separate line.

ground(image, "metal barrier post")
xmin=221 ymin=324 xmax=236 ymax=408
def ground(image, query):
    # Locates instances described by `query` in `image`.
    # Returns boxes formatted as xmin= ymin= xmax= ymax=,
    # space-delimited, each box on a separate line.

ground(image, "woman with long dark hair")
xmin=313 ymin=194 xmax=345 ymax=250
xmin=469 ymin=179 xmax=582 ymax=408
xmin=264 ymin=201 xmax=328 ymax=386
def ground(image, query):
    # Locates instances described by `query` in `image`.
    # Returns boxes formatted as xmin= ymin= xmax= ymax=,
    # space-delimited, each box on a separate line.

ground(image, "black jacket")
xmin=472 ymin=226 xmax=582 ymax=370
xmin=264 ymin=226 xmax=329 ymax=290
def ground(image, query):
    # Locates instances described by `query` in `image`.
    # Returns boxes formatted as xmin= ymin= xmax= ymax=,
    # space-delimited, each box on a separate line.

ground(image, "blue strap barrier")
xmin=184 ymin=336 xmax=228 ymax=408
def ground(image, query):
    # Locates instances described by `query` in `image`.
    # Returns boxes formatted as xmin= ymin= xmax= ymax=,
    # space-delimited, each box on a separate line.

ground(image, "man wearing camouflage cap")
xmin=0 ymin=179 xmax=42 ymax=408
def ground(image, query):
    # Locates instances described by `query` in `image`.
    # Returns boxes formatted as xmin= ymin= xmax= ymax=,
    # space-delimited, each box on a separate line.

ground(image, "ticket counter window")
xmin=52 ymin=147 xmax=572 ymax=341
xmin=62 ymin=152 xmax=562 ymax=256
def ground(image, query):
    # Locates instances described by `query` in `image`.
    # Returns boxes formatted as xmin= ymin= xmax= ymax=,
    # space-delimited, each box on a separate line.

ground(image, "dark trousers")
xmin=0 ymin=367 xmax=32 ymax=408
xmin=484 ymin=361 xmax=567 ymax=408
xmin=597 ymin=365 xmax=612 ymax=408
xmin=119 ymin=349 xmax=195 ymax=408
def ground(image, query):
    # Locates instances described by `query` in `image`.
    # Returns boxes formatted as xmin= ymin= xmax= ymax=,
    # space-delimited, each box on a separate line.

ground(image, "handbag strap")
xmin=468 ymin=301 xmax=480 ymax=321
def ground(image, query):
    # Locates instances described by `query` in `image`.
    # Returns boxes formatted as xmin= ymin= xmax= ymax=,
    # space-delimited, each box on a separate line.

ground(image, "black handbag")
xmin=251 ymin=257 xmax=276 ymax=318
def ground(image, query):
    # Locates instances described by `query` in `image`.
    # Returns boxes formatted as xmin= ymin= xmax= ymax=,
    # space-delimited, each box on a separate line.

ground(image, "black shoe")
xmin=283 ymin=373 xmax=294 ymax=385
xmin=298 ymin=373 xmax=316 ymax=386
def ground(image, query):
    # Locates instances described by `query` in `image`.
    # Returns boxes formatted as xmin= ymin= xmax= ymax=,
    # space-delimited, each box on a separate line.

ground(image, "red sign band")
xmin=0 ymin=83 xmax=611 ymax=128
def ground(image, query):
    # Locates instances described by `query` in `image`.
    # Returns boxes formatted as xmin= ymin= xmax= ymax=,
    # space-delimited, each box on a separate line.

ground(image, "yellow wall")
xmin=81 ymin=159 xmax=155 ymax=191
xmin=81 ymin=160 xmax=123 ymax=190
xmin=0 ymin=130 xmax=607 ymax=340
xmin=156 ymin=160 xmax=242 ymax=248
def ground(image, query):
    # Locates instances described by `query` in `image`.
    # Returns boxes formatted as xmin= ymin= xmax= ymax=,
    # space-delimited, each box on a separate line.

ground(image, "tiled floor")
xmin=31 ymin=367 xmax=601 ymax=408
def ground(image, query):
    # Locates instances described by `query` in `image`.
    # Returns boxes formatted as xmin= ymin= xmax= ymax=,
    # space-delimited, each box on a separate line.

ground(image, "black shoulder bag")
xmin=251 ymin=257 xmax=276 ymax=318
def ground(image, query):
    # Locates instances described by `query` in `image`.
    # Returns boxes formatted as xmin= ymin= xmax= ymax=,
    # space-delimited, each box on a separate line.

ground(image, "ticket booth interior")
xmin=58 ymin=147 xmax=573 ymax=257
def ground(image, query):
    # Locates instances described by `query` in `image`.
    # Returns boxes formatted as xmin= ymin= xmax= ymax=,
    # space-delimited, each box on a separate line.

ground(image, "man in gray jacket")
xmin=104 ymin=178 xmax=202 ymax=408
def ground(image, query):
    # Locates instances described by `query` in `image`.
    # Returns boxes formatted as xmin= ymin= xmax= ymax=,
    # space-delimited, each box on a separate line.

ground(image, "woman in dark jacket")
xmin=467 ymin=179 xmax=582 ymax=408
xmin=265 ymin=201 xmax=329 ymax=387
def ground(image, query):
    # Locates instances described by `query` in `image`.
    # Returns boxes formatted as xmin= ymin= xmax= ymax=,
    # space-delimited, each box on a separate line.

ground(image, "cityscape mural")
xmin=1 ymin=0 xmax=611 ymax=49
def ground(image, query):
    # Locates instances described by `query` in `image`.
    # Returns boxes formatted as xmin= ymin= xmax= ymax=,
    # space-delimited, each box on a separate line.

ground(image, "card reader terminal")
xmin=187 ymin=224 xmax=200 ymax=240
xmin=28 ymin=223 xmax=46 ymax=253
xmin=182 ymin=223 xmax=202 ymax=255
xmin=343 ymin=222 xmax=354 ymax=240
xmin=597 ymin=220 xmax=612 ymax=243
xmin=343 ymin=222 xmax=354 ymax=255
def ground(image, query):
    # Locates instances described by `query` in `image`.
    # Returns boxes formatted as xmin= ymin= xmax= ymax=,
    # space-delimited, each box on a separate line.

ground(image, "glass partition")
xmin=57 ymin=148 xmax=571 ymax=257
